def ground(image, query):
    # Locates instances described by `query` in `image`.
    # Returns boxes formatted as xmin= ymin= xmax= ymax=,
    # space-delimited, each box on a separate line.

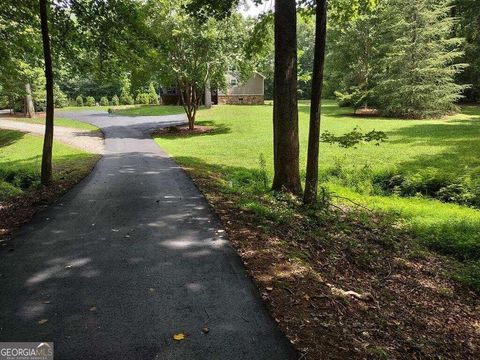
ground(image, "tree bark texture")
xmin=24 ymin=83 xmax=35 ymax=118
xmin=272 ymin=0 xmax=302 ymax=195
xmin=304 ymin=0 xmax=328 ymax=205
xmin=39 ymin=0 xmax=54 ymax=185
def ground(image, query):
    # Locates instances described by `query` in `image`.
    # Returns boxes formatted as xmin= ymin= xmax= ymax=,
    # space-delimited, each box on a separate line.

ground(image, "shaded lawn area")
xmin=113 ymin=105 xmax=185 ymax=116
xmin=0 ymin=129 xmax=98 ymax=200
xmin=154 ymin=101 xmax=480 ymax=288
xmin=0 ymin=129 xmax=100 ymax=241
xmin=1 ymin=116 xmax=98 ymax=131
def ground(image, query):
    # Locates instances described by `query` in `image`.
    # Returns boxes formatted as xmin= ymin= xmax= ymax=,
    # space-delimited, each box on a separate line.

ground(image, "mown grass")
xmin=0 ymin=129 xmax=98 ymax=201
xmin=3 ymin=117 xmax=99 ymax=131
xmin=153 ymin=100 xmax=480 ymax=290
xmin=113 ymin=105 xmax=185 ymax=116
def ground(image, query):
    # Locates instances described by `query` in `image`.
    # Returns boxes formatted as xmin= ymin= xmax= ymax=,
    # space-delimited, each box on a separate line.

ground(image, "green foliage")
xmin=154 ymin=102 xmax=480 ymax=275
xmin=120 ymin=94 xmax=134 ymax=105
xmin=454 ymin=0 xmax=480 ymax=102
xmin=144 ymin=0 xmax=257 ymax=124
xmin=454 ymin=261 xmax=480 ymax=292
xmin=119 ymin=77 xmax=134 ymax=105
xmin=326 ymin=3 xmax=383 ymax=105
xmin=334 ymin=88 xmax=375 ymax=108
xmin=321 ymin=127 xmax=387 ymax=148
xmin=373 ymin=169 xmax=480 ymax=209
xmin=0 ymin=129 xmax=97 ymax=201
xmin=135 ymin=92 xmax=150 ymax=105
xmin=111 ymin=94 xmax=119 ymax=106
xmin=147 ymin=82 xmax=159 ymax=105
xmin=99 ymin=96 xmax=109 ymax=106
xmin=54 ymin=84 xmax=68 ymax=108
xmin=297 ymin=15 xmax=315 ymax=99
xmin=85 ymin=96 xmax=96 ymax=107
xmin=328 ymin=0 xmax=467 ymax=117
xmin=76 ymin=95 xmax=84 ymax=107
xmin=375 ymin=0 xmax=466 ymax=118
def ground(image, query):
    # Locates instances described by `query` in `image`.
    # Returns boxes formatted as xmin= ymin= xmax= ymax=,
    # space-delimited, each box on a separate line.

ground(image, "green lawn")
xmin=113 ymin=105 xmax=185 ymax=116
xmin=154 ymin=101 xmax=480 ymax=269
xmin=3 ymin=116 xmax=99 ymax=131
xmin=0 ymin=129 xmax=98 ymax=200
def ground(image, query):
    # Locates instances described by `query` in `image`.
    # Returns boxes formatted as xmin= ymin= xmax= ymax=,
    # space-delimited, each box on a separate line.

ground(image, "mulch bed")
xmin=354 ymin=108 xmax=381 ymax=117
xmin=183 ymin=170 xmax=480 ymax=360
xmin=152 ymin=125 xmax=213 ymax=137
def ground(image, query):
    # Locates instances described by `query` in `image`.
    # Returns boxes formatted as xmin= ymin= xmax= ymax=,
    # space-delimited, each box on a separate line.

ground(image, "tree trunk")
xmin=188 ymin=113 xmax=195 ymax=130
xmin=272 ymin=0 xmax=301 ymax=194
xmin=24 ymin=83 xmax=35 ymax=118
xmin=204 ymin=79 xmax=212 ymax=108
xmin=39 ymin=0 xmax=54 ymax=185
xmin=303 ymin=0 xmax=328 ymax=205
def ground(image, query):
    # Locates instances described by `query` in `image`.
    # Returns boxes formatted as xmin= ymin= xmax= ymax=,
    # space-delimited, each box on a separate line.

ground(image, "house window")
xmin=230 ymin=78 xmax=238 ymax=86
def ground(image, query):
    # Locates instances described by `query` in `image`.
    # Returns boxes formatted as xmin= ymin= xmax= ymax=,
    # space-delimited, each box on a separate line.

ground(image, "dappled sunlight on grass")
xmin=155 ymin=101 xmax=480 ymax=286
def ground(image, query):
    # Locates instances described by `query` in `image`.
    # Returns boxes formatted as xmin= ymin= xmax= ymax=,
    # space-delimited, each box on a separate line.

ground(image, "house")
xmin=217 ymin=71 xmax=265 ymax=105
xmin=159 ymin=71 xmax=265 ymax=106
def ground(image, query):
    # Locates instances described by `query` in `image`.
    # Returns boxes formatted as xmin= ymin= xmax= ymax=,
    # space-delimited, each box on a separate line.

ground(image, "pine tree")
xmin=376 ymin=0 xmax=466 ymax=118
xmin=147 ymin=82 xmax=159 ymax=105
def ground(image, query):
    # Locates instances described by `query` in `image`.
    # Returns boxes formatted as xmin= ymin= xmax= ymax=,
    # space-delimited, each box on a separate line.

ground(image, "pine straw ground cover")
xmin=176 ymin=164 xmax=480 ymax=360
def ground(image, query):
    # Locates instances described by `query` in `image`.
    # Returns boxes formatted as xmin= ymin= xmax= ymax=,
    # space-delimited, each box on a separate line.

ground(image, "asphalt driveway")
xmin=0 ymin=110 xmax=296 ymax=359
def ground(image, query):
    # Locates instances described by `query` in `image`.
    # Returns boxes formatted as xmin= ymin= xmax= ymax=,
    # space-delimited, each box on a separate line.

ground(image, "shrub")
xmin=111 ymin=95 xmax=119 ymax=106
xmin=85 ymin=96 xmax=96 ymax=107
xmin=99 ymin=96 xmax=109 ymax=106
xmin=0 ymin=181 xmax=22 ymax=201
xmin=334 ymin=87 xmax=376 ymax=109
xmin=148 ymin=82 xmax=159 ymax=105
xmin=76 ymin=96 xmax=84 ymax=107
xmin=371 ymin=169 xmax=480 ymax=209
xmin=120 ymin=93 xmax=134 ymax=105
xmin=54 ymin=84 xmax=68 ymax=108
xmin=135 ymin=93 xmax=150 ymax=105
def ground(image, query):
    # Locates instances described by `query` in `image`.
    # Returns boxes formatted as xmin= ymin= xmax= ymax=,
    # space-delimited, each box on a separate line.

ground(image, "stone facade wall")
xmin=217 ymin=95 xmax=264 ymax=105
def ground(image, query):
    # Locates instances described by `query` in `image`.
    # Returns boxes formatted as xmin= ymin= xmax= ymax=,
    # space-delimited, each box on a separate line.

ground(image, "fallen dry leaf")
xmin=173 ymin=333 xmax=185 ymax=341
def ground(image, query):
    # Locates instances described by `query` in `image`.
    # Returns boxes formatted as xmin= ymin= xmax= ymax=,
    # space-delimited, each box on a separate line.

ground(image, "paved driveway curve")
xmin=0 ymin=110 xmax=296 ymax=359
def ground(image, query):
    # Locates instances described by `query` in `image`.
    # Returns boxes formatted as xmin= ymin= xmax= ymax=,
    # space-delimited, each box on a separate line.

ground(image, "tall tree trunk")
xmin=303 ymin=0 xmax=328 ymax=205
xmin=24 ymin=83 xmax=35 ymax=118
xmin=272 ymin=0 xmax=301 ymax=194
xmin=204 ymin=79 xmax=212 ymax=109
xmin=39 ymin=0 xmax=54 ymax=185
